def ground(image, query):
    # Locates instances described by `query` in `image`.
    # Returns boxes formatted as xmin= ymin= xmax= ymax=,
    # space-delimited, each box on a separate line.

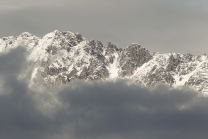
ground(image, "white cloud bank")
xmin=0 ymin=47 xmax=208 ymax=139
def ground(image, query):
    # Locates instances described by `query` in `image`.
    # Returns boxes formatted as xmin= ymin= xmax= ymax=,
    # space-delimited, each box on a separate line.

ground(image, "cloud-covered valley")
xmin=1 ymin=47 xmax=208 ymax=139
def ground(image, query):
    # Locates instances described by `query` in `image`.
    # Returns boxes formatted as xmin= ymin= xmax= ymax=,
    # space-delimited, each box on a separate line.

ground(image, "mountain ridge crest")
xmin=0 ymin=30 xmax=208 ymax=94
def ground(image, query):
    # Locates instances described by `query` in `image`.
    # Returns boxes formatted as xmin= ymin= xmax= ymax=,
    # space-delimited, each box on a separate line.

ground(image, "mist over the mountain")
xmin=1 ymin=46 xmax=208 ymax=139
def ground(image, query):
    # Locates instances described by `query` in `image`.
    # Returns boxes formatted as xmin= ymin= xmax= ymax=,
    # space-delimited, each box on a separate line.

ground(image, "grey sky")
xmin=1 ymin=47 xmax=208 ymax=139
xmin=0 ymin=0 xmax=208 ymax=54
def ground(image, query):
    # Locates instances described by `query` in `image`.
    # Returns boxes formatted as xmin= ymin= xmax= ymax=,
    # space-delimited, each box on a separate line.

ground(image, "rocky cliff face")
xmin=1 ymin=30 xmax=208 ymax=93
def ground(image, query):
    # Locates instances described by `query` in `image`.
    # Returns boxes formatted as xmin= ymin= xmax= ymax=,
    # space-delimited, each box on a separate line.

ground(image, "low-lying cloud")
xmin=1 ymin=47 xmax=208 ymax=139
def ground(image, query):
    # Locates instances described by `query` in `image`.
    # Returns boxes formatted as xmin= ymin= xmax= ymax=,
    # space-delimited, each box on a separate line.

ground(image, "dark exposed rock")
xmin=105 ymin=42 xmax=118 ymax=55
xmin=79 ymin=67 xmax=88 ymax=79
xmin=55 ymin=75 xmax=69 ymax=86
xmin=41 ymin=61 xmax=50 ymax=67
xmin=106 ymin=42 xmax=118 ymax=50
xmin=165 ymin=73 xmax=175 ymax=85
xmin=126 ymin=43 xmax=141 ymax=51
xmin=88 ymin=40 xmax=96 ymax=47
xmin=151 ymin=65 xmax=157 ymax=72
xmin=66 ymin=47 xmax=71 ymax=52
xmin=46 ymin=45 xmax=52 ymax=53
xmin=88 ymin=40 xmax=104 ymax=54
xmin=87 ymin=64 xmax=96 ymax=75
xmin=183 ymin=53 xmax=193 ymax=62
xmin=179 ymin=66 xmax=196 ymax=76
xmin=96 ymin=41 xmax=103 ymax=48
xmin=59 ymin=67 xmax=67 ymax=72
xmin=45 ymin=45 xmax=58 ymax=54
xmin=90 ymin=49 xmax=95 ymax=55
xmin=109 ymin=56 xmax=115 ymax=64
xmin=75 ymin=33 xmax=83 ymax=43
xmin=69 ymin=41 xmax=77 ymax=46
xmin=118 ymin=48 xmax=123 ymax=52
xmin=186 ymin=77 xmax=205 ymax=86
xmin=95 ymin=65 xmax=109 ymax=79
xmin=146 ymin=73 xmax=164 ymax=87
xmin=166 ymin=54 xmax=182 ymax=72
xmin=145 ymin=67 xmax=175 ymax=87
xmin=95 ymin=54 xmax=105 ymax=62
xmin=84 ymin=48 xmax=90 ymax=54
xmin=44 ymin=67 xmax=60 ymax=76
xmin=119 ymin=44 xmax=153 ymax=77
xmin=67 ymin=69 xmax=78 ymax=78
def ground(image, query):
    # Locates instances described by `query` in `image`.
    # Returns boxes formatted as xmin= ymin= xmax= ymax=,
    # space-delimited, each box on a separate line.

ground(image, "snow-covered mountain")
xmin=1 ymin=30 xmax=208 ymax=93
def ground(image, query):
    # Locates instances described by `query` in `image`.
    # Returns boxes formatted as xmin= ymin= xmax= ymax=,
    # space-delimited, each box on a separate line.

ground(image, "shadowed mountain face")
xmin=0 ymin=30 xmax=208 ymax=93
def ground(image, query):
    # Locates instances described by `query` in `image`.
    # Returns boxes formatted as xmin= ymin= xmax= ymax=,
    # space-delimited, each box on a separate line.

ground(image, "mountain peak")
xmin=19 ymin=32 xmax=35 ymax=38
xmin=1 ymin=30 xmax=208 ymax=94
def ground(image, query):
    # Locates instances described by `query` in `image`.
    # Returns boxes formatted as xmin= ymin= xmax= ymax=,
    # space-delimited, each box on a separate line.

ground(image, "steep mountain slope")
xmin=0 ymin=30 xmax=208 ymax=93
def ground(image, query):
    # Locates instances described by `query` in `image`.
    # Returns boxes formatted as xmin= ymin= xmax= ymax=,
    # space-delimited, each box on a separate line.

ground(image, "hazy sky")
xmin=1 ymin=47 xmax=208 ymax=139
xmin=0 ymin=0 xmax=208 ymax=54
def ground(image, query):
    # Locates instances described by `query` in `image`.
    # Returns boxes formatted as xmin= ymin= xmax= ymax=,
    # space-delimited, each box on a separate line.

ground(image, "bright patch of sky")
xmin=153 ymin=0 xmax=208 ymax=13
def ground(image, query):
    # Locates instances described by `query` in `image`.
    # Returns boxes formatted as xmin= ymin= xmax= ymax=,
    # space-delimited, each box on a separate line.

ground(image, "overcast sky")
xmin=1 ymin=46 xmax=208 ymax=139
xmin=0 ymin=0 xmax=208 ymax=54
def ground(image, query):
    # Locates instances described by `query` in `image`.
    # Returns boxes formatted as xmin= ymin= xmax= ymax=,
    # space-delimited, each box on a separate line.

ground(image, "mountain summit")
xmin=1 ymin=30 xmax=208 ymax=93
